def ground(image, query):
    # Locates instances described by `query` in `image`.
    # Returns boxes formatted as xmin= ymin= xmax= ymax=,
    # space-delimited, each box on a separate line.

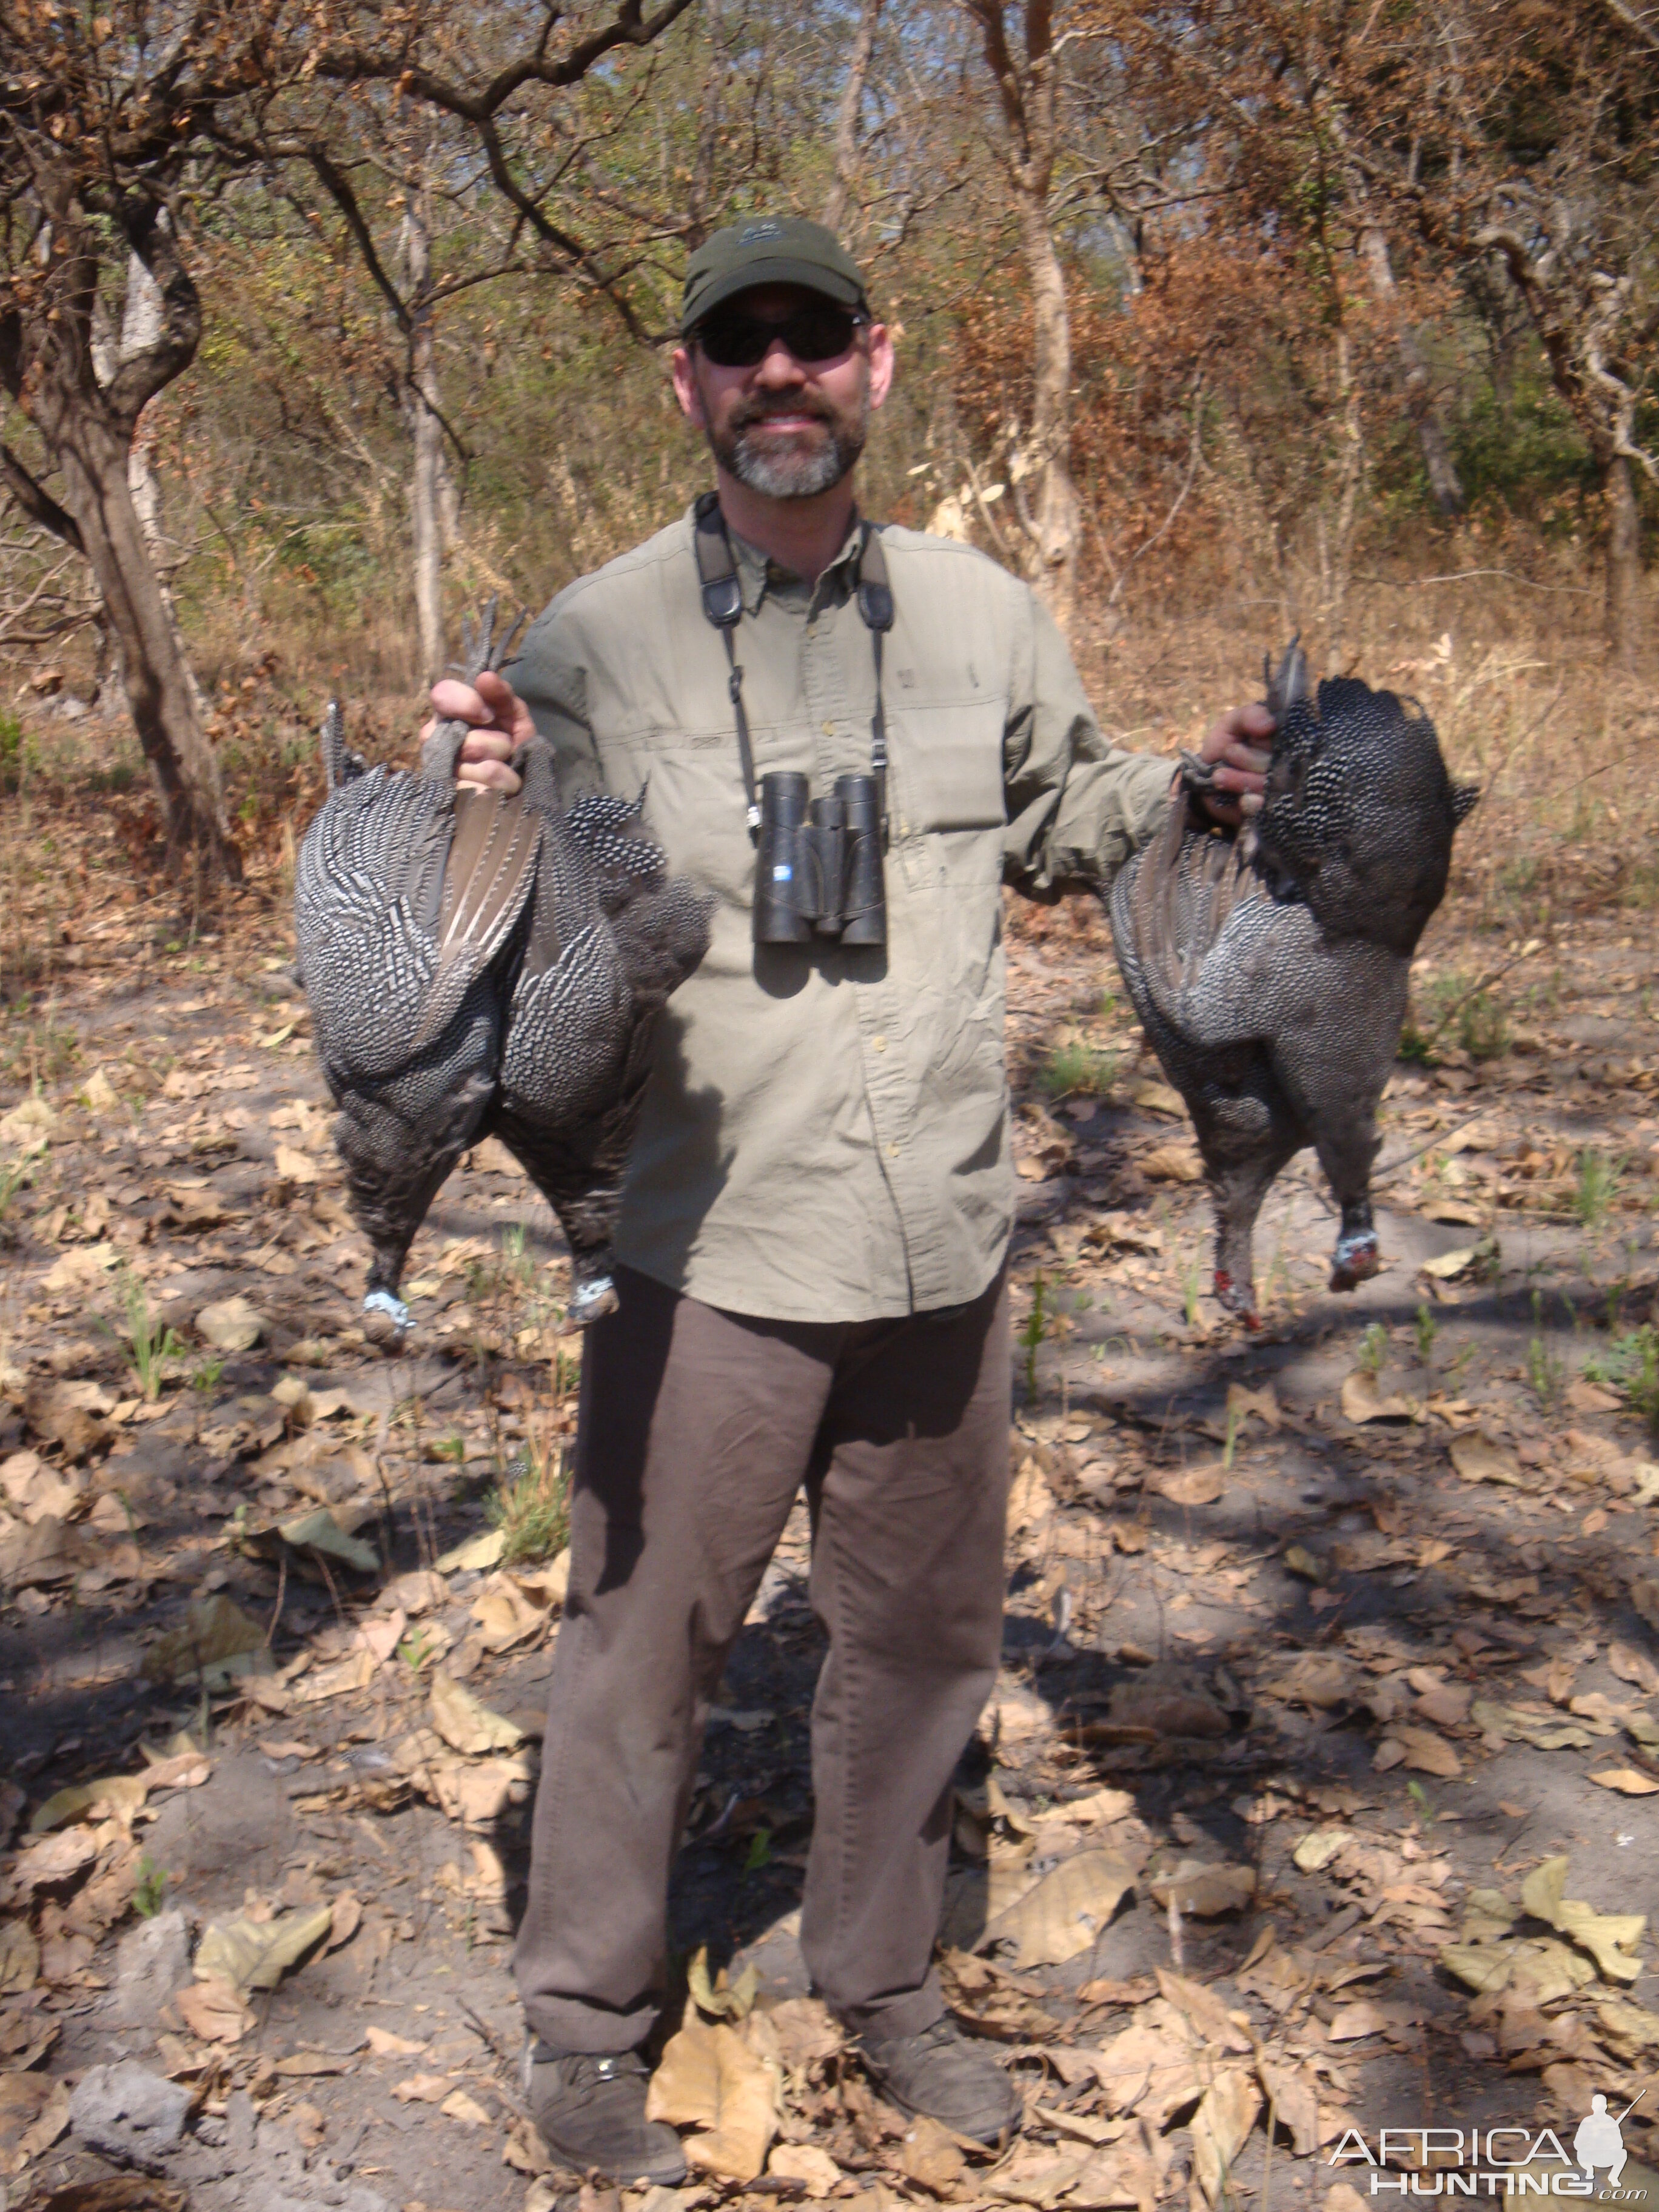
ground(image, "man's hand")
xmin=1195 ymin=702 xmax=1273 ymax=827
xmin=425 ymin=670 xmax=534 ymax=794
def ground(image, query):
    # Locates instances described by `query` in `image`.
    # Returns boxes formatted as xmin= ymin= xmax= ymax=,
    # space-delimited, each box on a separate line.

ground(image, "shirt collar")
xmin=723 ymin=511 xmax=866 ymax=617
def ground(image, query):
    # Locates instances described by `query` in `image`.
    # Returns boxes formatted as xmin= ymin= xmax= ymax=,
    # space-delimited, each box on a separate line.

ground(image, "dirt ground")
xmin=4 ymin=797 xmax=1659 ymax=2212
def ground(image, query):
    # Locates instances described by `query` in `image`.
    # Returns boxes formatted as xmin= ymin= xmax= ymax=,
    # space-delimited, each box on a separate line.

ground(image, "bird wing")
xmin=1111 ymin=797 xmax=1281 ymax=1054
xmin=410 ymin=785 xmax=544 ymax=1050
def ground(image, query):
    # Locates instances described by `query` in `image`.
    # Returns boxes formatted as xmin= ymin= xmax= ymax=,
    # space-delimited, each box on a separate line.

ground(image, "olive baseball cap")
xmin=681 ymin=216 xmax=868 ymax=337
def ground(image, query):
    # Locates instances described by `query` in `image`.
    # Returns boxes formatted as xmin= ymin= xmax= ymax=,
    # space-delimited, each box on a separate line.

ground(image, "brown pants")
xmin=513 ymin=1263 xmax=1011 ymax=2054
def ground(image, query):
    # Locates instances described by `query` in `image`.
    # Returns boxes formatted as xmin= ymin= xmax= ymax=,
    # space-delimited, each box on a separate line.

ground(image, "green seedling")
xmin=1574 ymin=1148 xmax=1623 ymax=1230
xmin=486 ymin=1438 xmax=569 ymax=1567
xmin=1040 ymin=1041 xmax=1119 ymax=1099
xmin=1019 ymin=1273 xmax=1050 ymax=1399
xmin=119 ymin=1267 xmax=184 ymax=1401
xmin=742 ymin=1828 xmax=773 ymax=1875
xmin=1413 ymin=1304 xmax=1438 ymax=1364
xmin=1358 ymin=1322 xmax=1389 ymax=1377
xmin=132 ymin=1853 xmax=169 ymax=1917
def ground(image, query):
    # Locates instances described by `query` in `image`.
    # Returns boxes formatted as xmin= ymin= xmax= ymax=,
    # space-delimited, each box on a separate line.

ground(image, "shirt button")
xmin=886 ymin=1142 xmax=900 ymax=1158
xmin=821 ymin=719 xmax=834 ymax=736
xmin=871 ymin=1035 xmax=887 ymax=1053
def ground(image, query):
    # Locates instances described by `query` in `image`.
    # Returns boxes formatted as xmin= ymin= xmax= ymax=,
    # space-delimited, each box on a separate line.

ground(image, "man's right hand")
xmin=426 ymin=669 xmax=534 ymax=793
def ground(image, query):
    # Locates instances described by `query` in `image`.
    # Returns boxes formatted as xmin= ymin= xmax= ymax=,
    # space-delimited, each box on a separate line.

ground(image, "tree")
xmin=962 ymin=0 xmax=1081 ymax=635
xmin=0 ymin=0 xmax=693 ymax=877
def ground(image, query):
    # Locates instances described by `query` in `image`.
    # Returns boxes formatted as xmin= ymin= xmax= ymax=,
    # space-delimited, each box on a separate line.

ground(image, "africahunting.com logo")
xmin=1330 ymin=2096 xmax=1647 ymax=2197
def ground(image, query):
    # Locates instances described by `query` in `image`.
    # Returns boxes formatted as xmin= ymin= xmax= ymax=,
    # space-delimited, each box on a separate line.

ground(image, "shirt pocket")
xmin=898 ymin=699 xmax=1013 ymax=889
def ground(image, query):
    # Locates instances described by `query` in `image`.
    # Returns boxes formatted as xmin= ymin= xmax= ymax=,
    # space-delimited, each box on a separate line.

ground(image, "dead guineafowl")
xmin=295 ymin=607 xmax=711 ymax=1339
xmin=1109 ymin=645 xmax=1477 ymax=1328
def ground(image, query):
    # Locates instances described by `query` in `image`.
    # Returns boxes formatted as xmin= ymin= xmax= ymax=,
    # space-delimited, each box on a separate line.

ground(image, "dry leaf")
xmin=1609 ymin=1643 xmax=1659 ymax=1698
xmin=1191 ymin=2068 xmax=1261 ymax=2206
xmin=1589 ymin=1769 xmax=1659 ymax=1795
xmin=30 ymin=1774 xmax=148 ymax=1832
xmin=1151 ymin=1466 xmax=1225 ymax=1508
xmin=1142 ymin=1144 xmax=1202 ymax=1184
xmin=986 ymin=1849 xmax=1138 ymax=1967
xmin=897 ymin=2114 xmax=967 ymax=2194
xmin=1382 ymin=1725 xmax=1463 ymax=1778
xmin=1147 ymin=1861 xmax=1255 ymax=1917
xmin=393 ymin=2074 xmax=454 ymax=2103
xmin=645 ymin=2019 xmax=776 ymax=2184
xmin=1449 ymin=1433 xmax=1523 ymax=1487
xmin=1341 ymin=1372 xmax=1419 ymax=1424
xmin=290 ymin=1649 xmax=377 ymax=1706
xmin=769 ymin=2144 xmax=844 ymax=2193
xmin=1520 ymin=1857 xmax=1645 ymax=1982
xmin=195 ymin=1903 xmax=332 ymax=1994
xmin=1257 ymin=2056 xmax=1320 ymax=2158
xmin=141 ymin=1595 xmax=268 ymax=1687
xmin=430 ymin=1671 xmax=526 ymax=1755
xmin=765 ymin=1997 xmax=843 ymax=2070
xmin=1155 ymin=1969 xmax=1253 ymax=2053
xmin=1094 ymin=2021 xmax=1202 ymax=2122
xmin=434 ymin=1527 xmax=506 ymax=1574
xmin=0 ymin=1919 xmax=39 ymax=1995
xmin=441 ymin=2089 xmax=492 ymax=2126
xmin=471 ymin=1575 xmax=545 ymax=1654
xmin=1293 ymin=1829 xmax=1355 ymax=1874
xmin=364 ymin=2025 xmax=427 ymax=2057
xmin=195 ymin=1295 xmax=266 ymax=1352
xmin=172 ymin=1975 xmax=253 ymax=2044
xmin=327 ymin=1891 xmax=361 ymax=1949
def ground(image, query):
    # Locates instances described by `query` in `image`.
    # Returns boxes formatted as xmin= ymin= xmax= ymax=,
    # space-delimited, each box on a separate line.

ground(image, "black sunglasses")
xmin=694 ymin=301 xmax=865 ymax=370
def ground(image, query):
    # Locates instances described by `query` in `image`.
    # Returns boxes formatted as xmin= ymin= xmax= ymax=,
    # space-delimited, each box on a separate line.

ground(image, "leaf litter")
xmin=2 ymin=846 xmax=1659 ymax=2205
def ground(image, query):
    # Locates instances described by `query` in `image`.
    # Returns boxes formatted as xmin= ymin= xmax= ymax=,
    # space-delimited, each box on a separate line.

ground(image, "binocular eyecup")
xmin=754 ymin=770 xmax=886 ymax=948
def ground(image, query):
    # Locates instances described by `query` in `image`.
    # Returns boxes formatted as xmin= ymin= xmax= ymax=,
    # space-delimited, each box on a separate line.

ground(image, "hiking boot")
xmin=857 ymin=2016 xmax=1022 ymax=2144
xmin=521 ymin=2044 xmax=688 ymax=2186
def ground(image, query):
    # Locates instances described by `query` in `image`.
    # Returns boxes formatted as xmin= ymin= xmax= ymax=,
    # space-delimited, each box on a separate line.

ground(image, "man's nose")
xmin=752 ymin=341 xmax=807 ymax=385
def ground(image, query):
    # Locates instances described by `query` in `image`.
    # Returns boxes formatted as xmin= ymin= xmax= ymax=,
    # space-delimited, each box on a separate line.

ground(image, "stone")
xmin=70 ymin=2059 xmax=195 ymax=2171
xmin=110 ymin=1908 xmax=192 ymax=2028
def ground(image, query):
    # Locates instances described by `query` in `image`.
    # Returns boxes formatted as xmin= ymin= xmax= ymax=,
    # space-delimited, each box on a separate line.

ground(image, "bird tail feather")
xmin=410 ymin=789 xmax=543 ymax=1051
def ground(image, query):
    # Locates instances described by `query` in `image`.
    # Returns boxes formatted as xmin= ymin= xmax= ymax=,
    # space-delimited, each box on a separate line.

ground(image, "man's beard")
xmin=708 ymin=390 xmax=869 ymax=499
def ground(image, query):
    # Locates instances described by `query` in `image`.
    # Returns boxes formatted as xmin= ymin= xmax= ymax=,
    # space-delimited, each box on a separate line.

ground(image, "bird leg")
xmin=1208 ymin=1142 xmax=1298 ymax=1329
xmin=1310 ymin=1116 xmax=1384 ymax=1293
xmin=418 ymin=595 xmax=532 ymax=782
xmin=1330 ymin=1198 xmax=1381 ymax=1292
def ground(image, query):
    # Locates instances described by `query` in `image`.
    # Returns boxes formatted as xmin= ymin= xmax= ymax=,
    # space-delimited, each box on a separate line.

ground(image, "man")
xmin=430 ymin=216 xmax=1270 ymax=2184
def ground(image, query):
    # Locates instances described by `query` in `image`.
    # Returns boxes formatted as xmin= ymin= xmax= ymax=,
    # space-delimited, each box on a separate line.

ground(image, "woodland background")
xmin=0 ymin=0 xmax=1654 ymax=893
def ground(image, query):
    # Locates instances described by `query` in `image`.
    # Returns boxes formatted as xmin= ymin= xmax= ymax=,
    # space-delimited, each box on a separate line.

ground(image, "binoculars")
xmin=754 ymin=771 xmax=887 ymax=947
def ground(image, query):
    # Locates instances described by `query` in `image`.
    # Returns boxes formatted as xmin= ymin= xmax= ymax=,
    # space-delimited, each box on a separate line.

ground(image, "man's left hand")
xmin=1196 ymin=703 xmax=1273 ymax=826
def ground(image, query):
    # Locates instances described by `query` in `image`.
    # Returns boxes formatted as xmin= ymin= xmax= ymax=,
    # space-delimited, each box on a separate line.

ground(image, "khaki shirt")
xmin=511 ymin=506 xmax=1172 ymax=1322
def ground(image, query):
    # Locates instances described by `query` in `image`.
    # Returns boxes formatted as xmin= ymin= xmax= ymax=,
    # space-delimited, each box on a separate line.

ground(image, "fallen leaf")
xmin=0 ymin=1919 xmax=39 ymax=1994
xmin=1589 ymin=1769 xmax=1659 ymax=1795
xmin=434 ymin=1527 xmax=506 ymax=1574
xmin=645 ymin=2019 xmax=776 ymax=2184
xmin=1225 ymin=1381 xmax=1280 ymax=1433
xmin=1282 ymin=1544 xmax=1327 ymax=1583
xmin=765 ymin=1997 xmax=843 ymax=2070
xmin=1142 ymin=1144 xmax=1202 ymax=1184
xmin=195 ymin=1903 xmax=333 ymax=1994
xmin=471 ymin=1575 xmax=545 ymax=1654
xmin=0 ymin=2073 xmax=69 ymax=2171
xmin=441 ymin=2089 xmax=492 ymax=2126
xmin=1151 ymin=1466 xmax=1225 ymax=1508
xmin=897 ymin=2114 xmax=967 ymax=2194
xmin=429 ymin=1671 xmax=526 ymax=1756
xmin=1131 ymin=1081 xmax=1185 ymax=1117
xmin=1147 ymin=1862 xmax=1255 ymax=1917
xmin=327 ymin=1892 xmax=362 ymax=1949
xmin=1421 ymin=1245 xmax=1478 ymax=1281
xmin=1191 ymin=2068 xmax=1261 ymax=2206
xmin=769 ymin=2143 xmax=843 ymax=2193
xmin=364 ymin=2026 xmax=427 ymax=2057
xmin=273 ymin=1144 xmax=320 ymax=1186
xmin=1449 ymin=1433 xmax=1523 ymax=1487
xmin=1256 ymin=2056 xmax=1320 ymax=2158
xmin=273 ymin=2050 xmax=351 ymax=2077
xmin=1155 ymin=1969 xmax=1253 ymax=2054
xmin=1381 ymin=1725 xmax=1462 ymax=1778
xmin=1093 ymin=2020 xmax=1202 ymax=2122
xmin=290 ymin=1649 xmax=377 ymax=1706
xmin=172 ymin=1975 xmax=254 ymax=2044
xmin=1341 ymin=1372 xmax=1419 ymax=1424
xmin=1520 ymin=1857 xmax=1645 ymax=1982
xmin=1471 ymin=1701 xmax=1597 ymax=1752
xmin=195 ymin=1295 xmax=266 ymax=1352
xmin=30 ymin=1774 xmax=148 ymax=1832
xmin=985 ymin=1849 xmax=1138 ymax=1968
xmin=1293 ymin=1829 xmax=1355 ymax=1874
xmin=393 ymin=2074 xmax=454 ymax=2103
xmin=272 ymin=1507 xmax=378 ymax=1575
xmin=140 ymin=1595 xmax=269 ymax=1687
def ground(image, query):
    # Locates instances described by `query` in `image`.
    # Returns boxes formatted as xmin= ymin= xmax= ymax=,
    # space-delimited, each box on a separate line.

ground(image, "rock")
xmin=70 ymin=2059 xmax=195 ymax=2171
xmin=110 ymin=1908 xmax=192 ymax=2028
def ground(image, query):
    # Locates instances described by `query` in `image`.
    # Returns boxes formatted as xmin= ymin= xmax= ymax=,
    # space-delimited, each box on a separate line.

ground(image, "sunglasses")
xmin=694 ymin=301 xmax=865 ymax=369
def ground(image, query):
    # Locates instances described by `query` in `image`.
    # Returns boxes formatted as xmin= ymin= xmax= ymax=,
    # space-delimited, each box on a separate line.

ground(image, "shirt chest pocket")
xmin=894 ymin=706 xmax=1007 ymax=839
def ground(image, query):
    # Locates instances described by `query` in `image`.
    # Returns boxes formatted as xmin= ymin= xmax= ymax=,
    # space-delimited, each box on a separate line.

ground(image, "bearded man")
xmin=429 ymin=216 xmax=1270 ymax=2184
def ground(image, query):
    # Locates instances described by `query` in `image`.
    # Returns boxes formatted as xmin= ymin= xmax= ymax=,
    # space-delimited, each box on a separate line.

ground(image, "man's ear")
xmin=670 ymin=344 xmax=706 ymax=429
xmin=866 ymin=321 xmax=895 ymax=412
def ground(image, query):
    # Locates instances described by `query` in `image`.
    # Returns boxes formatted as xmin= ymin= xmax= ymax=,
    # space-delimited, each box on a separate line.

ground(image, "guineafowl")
xmin=295 ymin=607 xmax=711 ymax=1337
xmin=1109 ymin=645 xmax=1477 ymax=1328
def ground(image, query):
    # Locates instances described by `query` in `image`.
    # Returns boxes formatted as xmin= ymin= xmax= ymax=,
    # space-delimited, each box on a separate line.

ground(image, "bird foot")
xmin=1329 ymin=1232 xmax=1380 ymax=1293
xmin=1213 ymin=1270 xmax=1262 ymax=1331
xmin=363 ymin=1289 xmax=412 ymax=1344
xmin=564 ymin=1274 xmax=618 ymax=1329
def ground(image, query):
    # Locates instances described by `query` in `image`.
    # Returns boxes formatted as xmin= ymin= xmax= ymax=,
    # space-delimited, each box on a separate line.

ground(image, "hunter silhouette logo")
xmin=1576 ymin=2094 xmax=1643 ymax=2193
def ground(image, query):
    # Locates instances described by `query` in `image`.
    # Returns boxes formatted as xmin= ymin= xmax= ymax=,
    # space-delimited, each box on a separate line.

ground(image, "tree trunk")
xmin=57 ymin=409 xmax=238 ymax=868
xmin=822 ymin=0 xmax=882 ymax=234
xmin=1357 ymin=225 xmax=1465 ymax=517
xmin=1013 ymin=189 xmax=1081 ymax=635
xmin=1606 ymin=452 xmax=1642 ymax=665
xmin=403 ymin=184 xmax=452 ymax=683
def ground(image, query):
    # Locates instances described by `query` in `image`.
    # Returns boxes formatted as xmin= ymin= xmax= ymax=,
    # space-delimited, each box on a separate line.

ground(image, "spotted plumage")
xmin=1109 ymin=646 xmax=1478 ymax=1327
xmin=295 ymin=608 xmax=711 ymax=1335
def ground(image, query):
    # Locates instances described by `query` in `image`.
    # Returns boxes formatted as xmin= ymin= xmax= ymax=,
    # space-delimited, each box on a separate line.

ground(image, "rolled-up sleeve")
xmin=1001 ymin=592 xmax=1174 ymax=899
